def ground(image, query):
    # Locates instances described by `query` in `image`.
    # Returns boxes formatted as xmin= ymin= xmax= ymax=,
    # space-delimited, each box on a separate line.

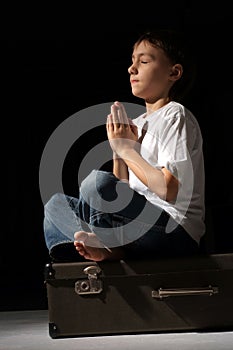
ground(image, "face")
xmin=128 ymin=40 xmax=176 ymax=102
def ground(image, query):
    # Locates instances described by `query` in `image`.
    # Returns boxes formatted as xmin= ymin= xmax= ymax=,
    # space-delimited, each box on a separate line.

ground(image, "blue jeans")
xmin=43 ymin=170 xmax=199 ymax=261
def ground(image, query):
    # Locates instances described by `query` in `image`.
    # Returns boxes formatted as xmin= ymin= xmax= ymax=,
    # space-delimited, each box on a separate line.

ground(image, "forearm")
xmin=106 ymin=102 xmax=177 ymax=199
xmin=120 ymin=149 xmax=168 ymax=200
xmin=113 ymin=154 xmax=129 ymax=182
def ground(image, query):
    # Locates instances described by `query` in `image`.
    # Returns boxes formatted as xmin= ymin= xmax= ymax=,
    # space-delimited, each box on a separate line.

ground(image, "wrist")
xmin=113 ymin=152 xmax=119 ymax=160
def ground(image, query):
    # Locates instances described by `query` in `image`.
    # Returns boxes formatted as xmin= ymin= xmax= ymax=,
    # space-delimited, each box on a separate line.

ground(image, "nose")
xmin=128 ymin=63 xmax=137 ymax=75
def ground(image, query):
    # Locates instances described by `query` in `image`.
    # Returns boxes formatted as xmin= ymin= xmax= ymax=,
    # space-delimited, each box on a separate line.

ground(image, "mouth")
xmin=130 ymin=79 xmax=139 ymax=85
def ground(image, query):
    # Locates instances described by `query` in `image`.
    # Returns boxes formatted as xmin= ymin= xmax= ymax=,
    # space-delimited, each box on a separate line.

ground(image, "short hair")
xmin=134 ymin=29 xmax=197 ymax=102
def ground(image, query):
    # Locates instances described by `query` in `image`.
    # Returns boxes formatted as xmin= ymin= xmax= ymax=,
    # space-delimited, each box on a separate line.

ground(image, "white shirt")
xmin=128 ymin=101 xmax=205 ymax=244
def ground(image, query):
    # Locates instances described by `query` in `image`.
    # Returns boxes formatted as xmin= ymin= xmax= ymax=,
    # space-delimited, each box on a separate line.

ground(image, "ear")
xmin=169 ymin=64 xmax=183 ymax=82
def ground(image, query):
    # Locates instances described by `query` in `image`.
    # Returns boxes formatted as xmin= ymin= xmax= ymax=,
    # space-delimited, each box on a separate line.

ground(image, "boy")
xmin=44 ymin=30 xmax=205 ymax=262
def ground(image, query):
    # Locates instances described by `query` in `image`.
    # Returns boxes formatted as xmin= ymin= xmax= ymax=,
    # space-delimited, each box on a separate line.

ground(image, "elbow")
xmin=165 ymin=182 xmax=179 ymax=203
xmin=165 ymin=191 xmax=178 ymax=203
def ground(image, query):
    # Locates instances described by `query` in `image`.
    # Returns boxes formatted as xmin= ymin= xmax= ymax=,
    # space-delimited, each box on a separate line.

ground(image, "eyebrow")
xmin=132 ymin=52 xmax=155 ymax=60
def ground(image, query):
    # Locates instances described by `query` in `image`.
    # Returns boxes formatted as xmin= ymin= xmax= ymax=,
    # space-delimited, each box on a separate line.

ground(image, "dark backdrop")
xmin=2 ymin=4 xmax=233 ymax=310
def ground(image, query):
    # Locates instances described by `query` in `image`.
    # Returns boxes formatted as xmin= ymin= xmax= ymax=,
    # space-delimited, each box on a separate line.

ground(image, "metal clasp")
xmin=75 ymin=265 xmax=103 ymax=295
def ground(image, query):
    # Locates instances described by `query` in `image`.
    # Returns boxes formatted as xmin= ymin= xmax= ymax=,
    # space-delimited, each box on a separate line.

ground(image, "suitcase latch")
xmin=75 ymin=265 xmax=103 ymax=295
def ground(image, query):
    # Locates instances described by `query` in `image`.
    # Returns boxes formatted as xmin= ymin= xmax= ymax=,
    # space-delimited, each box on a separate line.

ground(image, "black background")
xmin=2 ymin=3 xmax=233 ymax=310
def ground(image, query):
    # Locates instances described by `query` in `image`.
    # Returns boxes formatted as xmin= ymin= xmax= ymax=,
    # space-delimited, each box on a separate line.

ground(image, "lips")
xmin=130 ymin=80 xmax=139 ymax=84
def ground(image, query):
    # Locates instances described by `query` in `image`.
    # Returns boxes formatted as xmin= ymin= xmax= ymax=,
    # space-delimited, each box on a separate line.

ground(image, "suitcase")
xmin=44 ymin=253 xmax=233 ymax=339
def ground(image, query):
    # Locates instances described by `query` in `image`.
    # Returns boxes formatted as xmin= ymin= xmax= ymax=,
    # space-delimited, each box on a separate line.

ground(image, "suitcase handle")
xmin=152 ymin=285 xmax=219 ymax=299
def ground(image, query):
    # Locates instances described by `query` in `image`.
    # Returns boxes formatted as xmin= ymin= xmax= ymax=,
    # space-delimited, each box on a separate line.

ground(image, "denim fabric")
xmin=43 ymin=169 xmax=199 ymax=260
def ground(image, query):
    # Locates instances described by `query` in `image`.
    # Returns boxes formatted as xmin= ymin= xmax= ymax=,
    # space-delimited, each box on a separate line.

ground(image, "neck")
xmin=145 ymin=97 xmax=171 ymax=114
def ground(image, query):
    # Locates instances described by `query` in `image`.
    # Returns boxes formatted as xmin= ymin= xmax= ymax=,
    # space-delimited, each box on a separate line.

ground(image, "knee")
xmin=44 ymin=192 xmax=67 ymax=214
xmin=80 ymin=170 xmax=118 ymax=201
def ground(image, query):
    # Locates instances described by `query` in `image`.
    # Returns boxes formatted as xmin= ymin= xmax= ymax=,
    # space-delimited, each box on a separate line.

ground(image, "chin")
xmin=131 ymin=89 xmax=143 ymax=99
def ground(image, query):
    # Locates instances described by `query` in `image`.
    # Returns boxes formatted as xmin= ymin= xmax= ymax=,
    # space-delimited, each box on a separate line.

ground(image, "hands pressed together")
xmin=106 ymin=101 xmax=139 ymax=157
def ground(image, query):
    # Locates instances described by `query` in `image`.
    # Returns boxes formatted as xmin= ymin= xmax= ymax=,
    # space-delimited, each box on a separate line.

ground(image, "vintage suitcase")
xmin=44 ymin=253 xmax=233 ymax=339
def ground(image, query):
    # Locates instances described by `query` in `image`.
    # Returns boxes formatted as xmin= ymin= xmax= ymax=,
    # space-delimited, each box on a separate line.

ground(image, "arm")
xmin=118 ymin=148 xmax=178 ymax=202
xmin=112 ymin=152 xmax=129 ymax=182
xmin=106 ymin=102 xmax=178 ymax=202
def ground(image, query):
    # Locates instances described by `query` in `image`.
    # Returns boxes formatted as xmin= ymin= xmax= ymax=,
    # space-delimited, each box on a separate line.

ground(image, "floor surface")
xmin=1 ymin=310 xmax=233 ymax=350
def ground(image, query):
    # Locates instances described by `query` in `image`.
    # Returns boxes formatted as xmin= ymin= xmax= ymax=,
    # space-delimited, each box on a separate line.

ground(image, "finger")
xmin=115 ymin=101 xmax=129 ymax=126
xmin=106 ymin=114 xmax=114 ymax=130
xmin=111 ymin=104 xmax=120 ymax=126
xmin=106 ymin=113 xmax=112 ymax=124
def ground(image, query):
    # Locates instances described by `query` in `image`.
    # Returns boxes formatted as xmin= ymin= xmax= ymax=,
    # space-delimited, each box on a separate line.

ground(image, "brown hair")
xmin=134 ymin=29 xmax=197 ymax=102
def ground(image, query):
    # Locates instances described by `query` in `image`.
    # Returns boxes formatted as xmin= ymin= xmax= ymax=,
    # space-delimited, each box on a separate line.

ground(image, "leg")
xmin=122 ymin=216 xmax=200 ymax=260
xmin=73 ymin=170 xmax=128 ymax=261
xmin=76 ymin=169 xmax=159 ymax=247
xmin=73 ymin=169 xmax=164 ymax=261
xmin=45 ymin=170 xmax=190 ymax=262
xmin=43 ymin=192 xmax=86 ymax=261
xmin=43 ymin=172 xmax=127 ymax=261
xmin=75 ymin=169 xmax=199 ymax=261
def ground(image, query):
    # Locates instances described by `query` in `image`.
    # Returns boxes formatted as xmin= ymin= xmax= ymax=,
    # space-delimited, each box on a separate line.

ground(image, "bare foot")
xmin=74 ymin=231 xmax=124 ymax=261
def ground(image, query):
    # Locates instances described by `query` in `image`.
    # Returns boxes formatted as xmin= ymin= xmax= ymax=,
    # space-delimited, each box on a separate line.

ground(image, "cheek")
xmin=146 ymin=72 xmax=163 ymax=88
xmin=151 ymin=64 xmax=168 ymax=78
xmin=149 ymin=66 xmax=170 ymax=86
